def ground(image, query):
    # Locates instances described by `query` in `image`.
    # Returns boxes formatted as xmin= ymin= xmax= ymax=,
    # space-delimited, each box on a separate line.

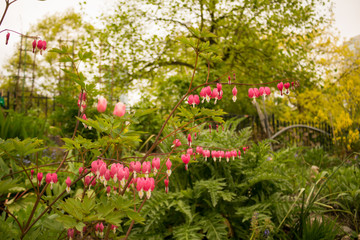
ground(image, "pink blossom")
xmin=225 ymin=151 xmax=232 ymax=162
xmin=42 ymin=41 xmax=47 ymax=51
xmin=248 ymin=88 xmax=255 ymax=99
xmin=32 ymin=40 xmax=37 ymax=53
xmin=106 ymin=186 xmax=111 ymax=197
xmin=194 ymin=95 xmax=200 ymax=105
xmin=113 ymin=102 xmax=126 ymax=117
xmin=217 ymin=83 xmax=222 ymax=92
xmin=110 ymin=164 xmax=118 ymax=182
xmin=5 ymin=32 xmax=10 ymax=45
xmin=196 ymin=146 xmax=203 ymax=155
xmin=264 ymin=87 xmax=271 ymax=96
xmin=67 ymin=228 xmax=75 ymax=240
xmin=259 ymin=87 xmax=264 ymax=96
xmin=111 ymin=225 xmax=118 ymax=234
xmin=212 ymin=88 xmax=219 ymax=104
xmin=172 ymin=139 xmax=181 ymax=148
xmin=284 ymin=82 xmax=290 ymax=94
xmin=202 ymin=150 xmax=210 ymax=161
xmin=181 ymin=154 xmax=191 ymax=170
xmin=142 ymin=161 xmax=152 ymax=178
xmin=232 ymin=86 xmax=238 ymax=102
xmin=37 ymin=172 xmax=43 ymax=186
xmin=152 ymin=157 xmax=160 ymax=175
xmin=187 ymin=134 xmax=192 ymax=147
xmin=164 ymin=177 xmax=169 ymax=193
xmin=277 ymin=82 xmax=284 ymax=96
xmin=166 ymin=159 xmax=172 ymax=177
xmin=97 ymin=96 xmax=107 ymax=113
xmin=65 ymin=176 xmax=71 ymax=193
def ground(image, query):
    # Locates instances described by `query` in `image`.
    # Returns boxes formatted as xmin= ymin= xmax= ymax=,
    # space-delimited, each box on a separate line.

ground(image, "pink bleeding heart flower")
xmin=37 ymin=40 xmax=43 ymax=50
xmin=37 ymin=40 xmax=45 ymax=55
xmin=152 ymin=157 xmax=160 ymax=175
xmin=238 ymin=150 xmax=242 ymax=159
xmin=130 ymin=161 xmax=141 ymax=179
xmin=291 ymin=81 xmax=294 ymax=90
xmin=203 ymin=149 xmax=210 ymax=161
xmin=231 ymin=150 xmax=238 ymax=160
xmin=212 ymin=88 xmax=219 ymax=104
xmin=228 ymin=75 xmax=231 ymax=84
xmin=45 ymin=173 xmax=58 ymax=190
xmin=97 ymin=96 xmax=107 ymax=113
xmin=166 ymin=159 xmax=172 ymax=177
xmin=99 ymin=164 xmax=107 ymax=182
xmin=284 ymin=82 xmax=290 ymax=94
xmin=196 ymin=146 xmax=203 ymax=155
xmin=219 ymin=151 xmax=225 ymax=162
xmin=32 ymin=40 xmax=37 ymax=53
xmin=81 ymin=114 xmax=91 ymax=129
xmin=68 ymin=228 xmax=75 ymax=240
xmin=37 ymin=172 xmax=43 ymax=186
xmin=187 ymin=134 xmax=192 ymax=147
xmin=77 ymin=92 xmax=87 ymax=113
xmin=188 ymin=95 xmax=194 ymax=106
xmin=145 ymin=178 xmax=155 ymax=199
xmin=91 ymin=159 xmax=104 ymax=178
xmin=164 ymin=177 xmax=169 ymax=193
xmin=211 ymin=150 xmax=218 ymax=162
xmin=110 ymin=164 xmax=118 ymax=183
xmin=104 ymin=169 xmax=111 ymax=186
xmin=217 ymin=83 xmax=222 ymax=93
xmin=65 ymin=176 xmax=71 ymax=193
xmin=30 ymin=169 xmax=34 ymax=179
xmin=106 ymin=186 xmax=111 ymax=197
xmin=96 ymin=222 xmax=104 ymax=237
xmin=225 ymin=151 xmax=232 ymax=162
xmin=205 ymin=86 xmax=212 ymax=103
xmin=232 ymin=86 xmax=238 ymax=102
xmin=200 ymin=88 xmax=206 ymax=103
xmin=259 ymin=87 xmax=264 ymax=96
xmin=194 ymin=95 xmax=200 ymax=105
xmin=142 ymin=161 xmax=152 ymax=178
xmin=113 ymin=102 xmax=126 ymax=117
xmin=218 ymin=89 xmax=223 ymax=100
xmin=248 ymin=88 xmax=255 ymax=99
xmin=42 ymin=41 xmax=47 ymax=51
xmin=181 ymin=154 xmax=191 ymax=170
xmin=277 ymin=82 xmax=284 ymax=96
xmin=172 ymin=139 xmax=181 ymax=148
xmin=253 ymin=88 xmax=260 ymax=98
xmin=136 ymin=178 xmax=144 ymax=198
xmin=111 ymin=225 xmax=118 ymax=234
xmin=187 ymin=148 xmax=193 ymax=156
xmin=5 ymin=32 xmax=10 ymax=45
xmin=264 ymin=87 xmax=271 ymax=96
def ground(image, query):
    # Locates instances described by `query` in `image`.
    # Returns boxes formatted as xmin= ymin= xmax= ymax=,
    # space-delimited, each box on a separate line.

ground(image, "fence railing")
xmin=252 ymin=114 xmax=333 ymax=150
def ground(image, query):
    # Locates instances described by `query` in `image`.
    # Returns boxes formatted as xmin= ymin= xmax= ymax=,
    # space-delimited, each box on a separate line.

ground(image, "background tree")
xmin=87 ymin=0 xmax=332 ymax=138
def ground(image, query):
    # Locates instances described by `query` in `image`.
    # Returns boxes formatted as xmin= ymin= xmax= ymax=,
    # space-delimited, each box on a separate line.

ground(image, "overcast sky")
xmin=0 ymin=0 xmax=359 ymax=68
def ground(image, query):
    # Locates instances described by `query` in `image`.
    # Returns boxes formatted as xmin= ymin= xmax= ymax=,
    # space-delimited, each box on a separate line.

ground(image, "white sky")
xmin=0 ymin=0 xmax=359 ymax=72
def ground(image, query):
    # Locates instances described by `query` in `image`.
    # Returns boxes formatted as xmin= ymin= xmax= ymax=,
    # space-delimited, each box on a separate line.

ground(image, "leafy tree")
xmin=277 ymin=34 xmax=360 ymax=152
xmin=92 ymin=0 xmax=331 ymax=113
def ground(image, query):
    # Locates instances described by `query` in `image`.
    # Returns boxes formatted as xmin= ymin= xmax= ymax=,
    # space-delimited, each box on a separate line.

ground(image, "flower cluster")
xmin=32 ymin=39 xmax=47 ymax=55
xmin=277 ymin=81 xmax=299 ymax=95
xmin=199 ymin=83 xmax=224 ymax=104
xmin=248 ymin=87 xmax=271 ymax=101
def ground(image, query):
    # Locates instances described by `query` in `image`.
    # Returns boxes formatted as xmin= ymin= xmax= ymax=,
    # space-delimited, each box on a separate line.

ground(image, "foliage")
xmin=0 ymin=110 xmax=49 ymax=140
